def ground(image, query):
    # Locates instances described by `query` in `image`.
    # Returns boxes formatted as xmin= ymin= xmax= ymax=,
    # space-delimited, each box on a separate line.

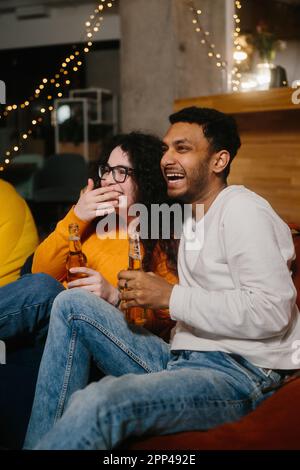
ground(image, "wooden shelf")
xmin=174 ymin=87 xmax=300 ymax=115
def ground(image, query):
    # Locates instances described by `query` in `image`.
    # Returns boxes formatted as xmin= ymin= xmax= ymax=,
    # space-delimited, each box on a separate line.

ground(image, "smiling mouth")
xmin=165 ymin=172 xmax=186 ymax=182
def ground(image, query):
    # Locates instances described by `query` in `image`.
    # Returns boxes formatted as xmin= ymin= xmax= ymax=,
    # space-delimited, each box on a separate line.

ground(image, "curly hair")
xmin=96 ymin=132 xmax=179 ymax=274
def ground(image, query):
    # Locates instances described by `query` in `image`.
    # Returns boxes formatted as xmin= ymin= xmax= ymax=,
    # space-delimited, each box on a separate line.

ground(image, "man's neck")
xmin=192 ymin=182 xmax=228 ymax=219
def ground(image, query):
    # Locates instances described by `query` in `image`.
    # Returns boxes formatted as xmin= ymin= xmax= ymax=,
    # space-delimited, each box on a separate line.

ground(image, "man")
xmin=25 ymin=107 xmax=300 ymax=450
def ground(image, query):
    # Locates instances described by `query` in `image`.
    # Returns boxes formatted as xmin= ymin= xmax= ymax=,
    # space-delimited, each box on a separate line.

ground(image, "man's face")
xmin=161 ymin=122 xmax=212 ymax=203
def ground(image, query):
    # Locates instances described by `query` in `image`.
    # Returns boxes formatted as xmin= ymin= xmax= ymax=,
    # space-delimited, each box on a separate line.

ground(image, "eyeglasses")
xmin=98 ymin=164 xmax=136 ymax=184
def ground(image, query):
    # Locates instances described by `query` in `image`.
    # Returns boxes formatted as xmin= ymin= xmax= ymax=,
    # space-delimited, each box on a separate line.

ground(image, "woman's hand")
xmin=67 ymin=267 xmax=120 ymax=305
xmin=74 ymin=178 xmax=123 ymax=222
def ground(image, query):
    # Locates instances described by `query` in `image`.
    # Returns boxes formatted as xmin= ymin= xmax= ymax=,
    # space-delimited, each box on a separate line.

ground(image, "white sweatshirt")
xmin=169 ymin=185 xmax=300 ymax=370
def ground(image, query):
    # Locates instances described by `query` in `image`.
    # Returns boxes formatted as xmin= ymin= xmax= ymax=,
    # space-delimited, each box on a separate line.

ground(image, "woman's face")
xmin=101 ymin=145 xmax=139 ymax=210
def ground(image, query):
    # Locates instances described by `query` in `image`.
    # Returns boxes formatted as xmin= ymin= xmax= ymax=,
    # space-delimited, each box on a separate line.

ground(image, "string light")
xmin=0 ymin=0 xmax=116 ymax=168
xmin=231 ymin=0 xmax=245 ymax=92
xmin=0 ymin=0 xmax=115 ymax=119
xmin=188 ymin=0 xmax=227 ymax=71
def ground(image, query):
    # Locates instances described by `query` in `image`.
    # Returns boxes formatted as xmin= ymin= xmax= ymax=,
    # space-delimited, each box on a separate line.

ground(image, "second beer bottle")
xmin=124 ymin=232 xmax=147 ymax=326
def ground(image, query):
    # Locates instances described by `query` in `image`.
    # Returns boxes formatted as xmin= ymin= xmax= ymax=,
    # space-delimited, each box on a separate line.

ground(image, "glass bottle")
xmin=124 ymin=233 xmax=147 ymax=326
xmin=66 ymin=223 xmax=87 ymax=283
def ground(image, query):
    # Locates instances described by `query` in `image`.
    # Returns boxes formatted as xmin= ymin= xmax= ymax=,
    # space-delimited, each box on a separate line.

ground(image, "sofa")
xmin=130 ymin=224 xmax=300 ymax=450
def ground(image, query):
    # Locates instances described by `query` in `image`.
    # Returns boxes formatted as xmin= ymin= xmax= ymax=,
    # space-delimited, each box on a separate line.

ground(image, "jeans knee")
xmin=66 ymin=380 xmax=108 ymax=416
xmin=69 ymin=375 xmax=136 ymax=411
xmin=53 ymin=288 xmax=90 ymax=308
xmin=51 ymin=289 xmax=115 ymax=334
xmin=51 ymin=289 xmax=74 ymax=319
xmin=16 ymin=273 xmax=64 ymax=307
xmin=29 ymin=273 xmax=64 ymax=295
xmin=51 ymin=289 xmax=91 ymax=321
xmin=57 ymin=289 xmax=110 ymax=315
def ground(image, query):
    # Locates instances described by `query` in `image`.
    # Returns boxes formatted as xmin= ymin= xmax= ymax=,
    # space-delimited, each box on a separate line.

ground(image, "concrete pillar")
xmin=120 ymin=0 xmax=175 ymax=136
xmin=120 ymin=0 xmax=230 ymax=136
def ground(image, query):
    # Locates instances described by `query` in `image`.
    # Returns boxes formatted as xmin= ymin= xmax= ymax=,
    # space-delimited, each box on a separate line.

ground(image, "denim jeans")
xmin=0 ymin=273 xmax=64 ymax=448
xmin=24 ymin=288 xmax=284 ymax=450
xmin=0 ymin=273 xmax=64 ymax=346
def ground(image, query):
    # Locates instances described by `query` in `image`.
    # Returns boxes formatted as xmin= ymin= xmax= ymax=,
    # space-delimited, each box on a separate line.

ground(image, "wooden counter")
xmin=175 ymin=88 xmax=300 ymax=224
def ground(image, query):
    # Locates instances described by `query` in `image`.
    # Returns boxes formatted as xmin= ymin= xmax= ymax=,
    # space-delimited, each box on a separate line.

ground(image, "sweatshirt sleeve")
xmin=169 ymin=196 xmax=296 ymax=340
xmin=32 ymin=207 xmax=90 ymax=282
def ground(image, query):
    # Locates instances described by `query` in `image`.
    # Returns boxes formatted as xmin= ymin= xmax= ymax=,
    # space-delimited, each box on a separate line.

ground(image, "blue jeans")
xmin=0 ymin=273 xmax=64 ymax=346
xmin=25 ymin=288 xmax=283 ymax=450
xmin=0 ymin=273 xmax=64 ymax=449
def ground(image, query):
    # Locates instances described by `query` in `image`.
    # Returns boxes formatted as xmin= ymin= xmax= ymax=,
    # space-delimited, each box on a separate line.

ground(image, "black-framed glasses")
xmin=98 ymin=164 xmax=136 ymax=184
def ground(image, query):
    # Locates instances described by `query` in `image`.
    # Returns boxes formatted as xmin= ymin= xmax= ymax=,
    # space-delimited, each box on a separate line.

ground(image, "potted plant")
xmin=253 ymin=22 xmax=278 ymax=63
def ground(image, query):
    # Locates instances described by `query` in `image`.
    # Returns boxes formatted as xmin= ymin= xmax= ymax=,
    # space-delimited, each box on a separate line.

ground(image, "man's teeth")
xmin=166 ymin=173 xmax=185 ymax=181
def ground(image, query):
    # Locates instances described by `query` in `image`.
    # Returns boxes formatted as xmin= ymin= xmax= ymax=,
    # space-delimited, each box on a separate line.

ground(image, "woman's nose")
xmin=102 ymin=171 xmax=115 ymax=186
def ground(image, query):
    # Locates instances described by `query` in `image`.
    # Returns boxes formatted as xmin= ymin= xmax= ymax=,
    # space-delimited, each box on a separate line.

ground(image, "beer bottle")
xmin=66 ymin=223 xmax=88 ymax=283
xmin=124 ymin=233 xmax=147 ymax=326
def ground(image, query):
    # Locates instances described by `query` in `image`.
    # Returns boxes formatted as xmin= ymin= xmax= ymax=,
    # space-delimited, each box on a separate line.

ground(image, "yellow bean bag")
xmin=0 ymin=179 xmax=38 ymax=287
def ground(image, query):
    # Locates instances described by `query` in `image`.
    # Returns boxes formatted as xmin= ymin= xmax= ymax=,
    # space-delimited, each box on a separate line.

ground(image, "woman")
xmin=24 ymin=132 xmax=178 ymax=448
xmin=31 ymin=132 xmax=178 ymax=336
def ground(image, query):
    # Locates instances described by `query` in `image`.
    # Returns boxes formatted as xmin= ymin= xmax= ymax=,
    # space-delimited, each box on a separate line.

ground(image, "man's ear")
xmin=212 ymin=150 xmax=230 ymax=175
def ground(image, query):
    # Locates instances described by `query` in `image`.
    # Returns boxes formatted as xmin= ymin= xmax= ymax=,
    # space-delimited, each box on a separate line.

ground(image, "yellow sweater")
xmin=0 ymin=179 xmax=38 ymax=287
xmin=32 ymin=207 xmax=177 ymax=338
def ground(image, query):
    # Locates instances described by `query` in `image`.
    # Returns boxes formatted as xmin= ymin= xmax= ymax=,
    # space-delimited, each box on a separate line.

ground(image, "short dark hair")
xmin=169 ymin=106 xmax=241 ymax=179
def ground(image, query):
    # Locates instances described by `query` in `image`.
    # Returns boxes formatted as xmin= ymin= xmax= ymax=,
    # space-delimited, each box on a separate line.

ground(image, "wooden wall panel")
xmin=229 ymin=110 xmax=300 ymax=224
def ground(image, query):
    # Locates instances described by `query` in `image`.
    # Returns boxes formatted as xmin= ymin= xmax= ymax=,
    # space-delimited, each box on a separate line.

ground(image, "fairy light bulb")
xmin=1 ymin=0 xmax=114 ymax=160
xmin=232 ymin=0 xmax=244 ymax=92
xmin=188 ymin=0 xmax=227 ymax=70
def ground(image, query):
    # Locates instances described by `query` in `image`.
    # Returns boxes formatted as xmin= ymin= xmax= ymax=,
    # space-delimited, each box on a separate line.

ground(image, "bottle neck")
xmin=69 ymin=237 xmax=83 ymax=253
xmin=128 ymin=236 xmax=142 ymax=270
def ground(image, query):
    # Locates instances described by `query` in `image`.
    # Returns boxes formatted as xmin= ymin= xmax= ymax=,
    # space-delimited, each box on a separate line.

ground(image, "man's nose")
xmin=161 ymin=149 xmax=176 ymax=167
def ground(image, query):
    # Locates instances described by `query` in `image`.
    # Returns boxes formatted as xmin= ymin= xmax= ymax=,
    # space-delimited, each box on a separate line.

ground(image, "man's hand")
xmin=74 ymin=178 xmax=122 ymax=222
xmin=68 ymin=267 xmax=119 ymax=305
xmin=118 ymin=271 xmax=174 ymax=310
